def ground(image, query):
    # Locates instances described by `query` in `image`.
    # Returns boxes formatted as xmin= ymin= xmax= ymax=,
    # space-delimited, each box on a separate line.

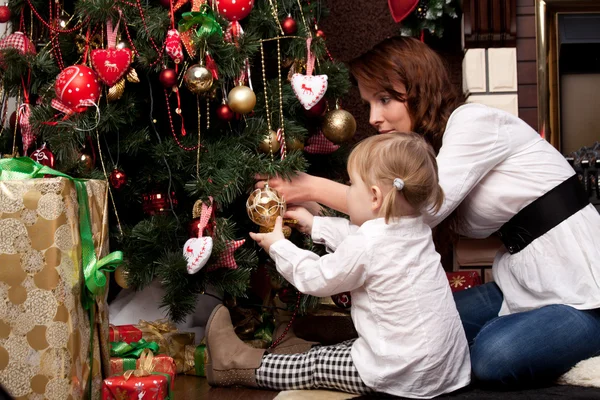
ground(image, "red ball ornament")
xmin=304 ymin=97 xmax=327 ymax=118
xmin=315 ymin=30 xmax=326 ymax=40
xmin=331 ymin=292 xmax=352 ymax=308
xmin=278 ymin=287 xmax=298 ymax=304
xmin=55 ymin=65 xmax=100 ymax=113
xmin=109 ymin=168 xmax=127 ymax=190
xmin=216 ymin=103 xmax=234 ymax=121
xmin=214 ymin=0 xmax=254 ymax=21
xmin=159 ymin=0 xmax=171 ymax=8
xmin=281 ymin=15 xmax=297 ymax=35
xmin=142 ymin=189 xmax=178 ymax=215
xmin=30 ymin=143 xmax=55 ymax=168
xmin=0 ymin=5 xmax=11 ymax=23
xmin=159 ymin=68 xmax=177 ymax=88
xmin=189 ymin=217 xmax=203 ymax=238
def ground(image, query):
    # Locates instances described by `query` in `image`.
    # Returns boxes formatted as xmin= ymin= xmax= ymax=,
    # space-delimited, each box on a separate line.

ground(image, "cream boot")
xmin=205 ymin=304 xmax=266 ymax=387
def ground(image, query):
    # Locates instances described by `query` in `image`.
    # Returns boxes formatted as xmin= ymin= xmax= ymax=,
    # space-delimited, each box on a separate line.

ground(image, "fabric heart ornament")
xmin=91 ymin=48 xmax=132 ymax=87
xmin=388 ymin=0 xmax=419 ymax=23
xmin=291 ymin=74 xmax=328 ymax=110
xmin=183 ymin=237 xmax=213 ymax=274
xmin=165 ymin=29 xmax=184 ymax=64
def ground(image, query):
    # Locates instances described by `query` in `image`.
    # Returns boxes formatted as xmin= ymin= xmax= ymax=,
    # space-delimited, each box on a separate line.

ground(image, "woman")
xmin=257 ymin=36 xmax=600 ymax=386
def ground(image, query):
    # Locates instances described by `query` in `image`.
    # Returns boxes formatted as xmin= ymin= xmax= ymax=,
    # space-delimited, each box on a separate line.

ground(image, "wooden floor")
xmin=173 ymin=375 xmax=279 ymax=400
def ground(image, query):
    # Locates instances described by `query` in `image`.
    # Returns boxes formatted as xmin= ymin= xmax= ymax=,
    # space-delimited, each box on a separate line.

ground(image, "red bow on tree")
xmin=388 ymin=0 xmax=419 ymax=23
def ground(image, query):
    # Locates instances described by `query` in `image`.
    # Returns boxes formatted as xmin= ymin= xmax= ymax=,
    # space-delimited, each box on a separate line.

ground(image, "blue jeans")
xmin=454 ymin=282 xmax=600 ymax=386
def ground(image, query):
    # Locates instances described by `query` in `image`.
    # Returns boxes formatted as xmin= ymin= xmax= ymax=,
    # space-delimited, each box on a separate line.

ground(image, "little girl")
xmin=204 ymin=133 xmax=470 ymax=398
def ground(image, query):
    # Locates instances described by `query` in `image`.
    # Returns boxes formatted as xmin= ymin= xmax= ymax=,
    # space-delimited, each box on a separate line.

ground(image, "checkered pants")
xmin=255 ymin=339 xmax=373 ymax=394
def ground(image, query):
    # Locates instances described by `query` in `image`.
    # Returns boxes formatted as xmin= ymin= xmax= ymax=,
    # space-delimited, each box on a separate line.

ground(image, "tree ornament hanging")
xmin=291 ymin=38 xmax=328 ymax=110
xmin=216 ymin=102 xmax=234 ymax=121
xmin=114 ymin=266 xmax=129 ymax=289
xmin=246 ymin=184 xmax=286 ymax=229
xmin=304 ymin=131 xmax=340 ymax=155
xmin=215 ymin=0 xmax=254 ymax=21
xmin=388 ymin=0 xmax=419 ymax=23
xmin=109 ymin=168 xmax=127 ymax=189
xmin=331 ymin=292 xmax=352 ymax=308
xmin=258 ymin=130 xmax=281 ymax=154
xmin=91 ymin=18 xmax=133 ymax=87
xmin=159 ymin=68 xmax=177 ymax=88
xmin=304 ymin=97 xmax=327 ymax=118
xmin=322 ymin=108 xmax=357 ymax=144
xmin=278 ymin=287 xmax=298 ymax=304
xmin=142 ymin=189 xmax=178 ymax=215
xmin=53 ymin=65 xmax=100 ymax=113
xmin=78 ymin=151 xmax=95 ymax=171
xmin=228 ymin=85 xmax=256 ymax=114
xmin=184 ymin=64 xmax=213 ymax=94
xmin=159 ymin=0 xmax=171 ymax=8
xmin=315 ymin=30 xmax=326 ymax=39
xmin=0 ymin=4 xmax=10 ymax=23
xmin=0 ymin=32 xmax=36 ymax=58
xmin=281 ymin=15 xmax=297 ymax=35
xmin=30 ymin=143 xmax=55 ymax=168
xmin=286 ymin=137 xmax=304 ymax=152
xmin=107 ymin=78 xmax=126 ymax=102
xmin=183 ymin=199 xmax=214 ymax=274
xmin=165 ymin=29 xmax=184 ymax=64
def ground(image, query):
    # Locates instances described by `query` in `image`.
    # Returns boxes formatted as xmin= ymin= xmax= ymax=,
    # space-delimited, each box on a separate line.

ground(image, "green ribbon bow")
xmin=0 ymin=157 xmax=123 ymax=399
xmin=194 ymin=344 xmax=206 ymax=377
xmin=110 ymin=339 xmax=161 ymax=358
xmin=179 ymin=6 xmax=223 ymax=39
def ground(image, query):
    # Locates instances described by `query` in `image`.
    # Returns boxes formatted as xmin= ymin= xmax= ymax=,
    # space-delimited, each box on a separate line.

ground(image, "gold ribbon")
xmin=123 ymin=349 xmax=155 ymax=380
xmin=137 ymin=319 xmax=177 ymax=352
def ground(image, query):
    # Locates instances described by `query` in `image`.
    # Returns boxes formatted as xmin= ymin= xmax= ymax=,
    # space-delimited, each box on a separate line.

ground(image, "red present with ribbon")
xmin=109 ymin=324 xmax=143 ymax=343
xmin=446 ymin=271 xmax=482 ymax=293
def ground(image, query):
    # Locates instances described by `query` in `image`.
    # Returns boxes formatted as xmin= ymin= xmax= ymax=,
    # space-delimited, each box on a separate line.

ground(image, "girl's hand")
xmin=249 ymin=216 xmax=285 ymax=254
xmin=254 ymin=172 xmax=314 ymax=205
xmin=284 ymin=206 xmax=314 ymax=235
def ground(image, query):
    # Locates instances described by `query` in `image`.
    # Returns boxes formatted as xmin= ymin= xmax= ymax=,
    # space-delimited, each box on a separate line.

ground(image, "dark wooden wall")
xmin=516 ymin=0 xmax=538 ymax=131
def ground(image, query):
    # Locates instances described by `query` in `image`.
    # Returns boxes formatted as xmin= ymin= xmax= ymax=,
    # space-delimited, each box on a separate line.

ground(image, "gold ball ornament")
xmin=246 ymin=184 xmax=286 ymax=228
xmin=114 ymin=266 xmax=129 ymax=289
xmin=258 ymin=130 xmax=281 ymax=154
xmin=286 ymin=137 xmax=304 ymax=151
xmin=322 ymin=109 xmax=357 ymax=144
xmin=260 ymin=224 xmax=292 ymax=238
xmin=184 ymin=64 xmax=214 ymax=94
xmin=228 ymin=85 xmax=256 ymax=114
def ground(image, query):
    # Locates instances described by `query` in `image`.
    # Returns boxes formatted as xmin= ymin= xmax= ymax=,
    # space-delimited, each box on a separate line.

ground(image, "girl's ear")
xmin=371 ymin=185 xmax=384 ymax=212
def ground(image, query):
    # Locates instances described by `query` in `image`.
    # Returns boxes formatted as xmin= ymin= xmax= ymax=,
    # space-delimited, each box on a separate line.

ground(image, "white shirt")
xmin=269 ymin=216 xmax=471 ymax=399
xmin=426 ymin=103 xmax=600 ymax=315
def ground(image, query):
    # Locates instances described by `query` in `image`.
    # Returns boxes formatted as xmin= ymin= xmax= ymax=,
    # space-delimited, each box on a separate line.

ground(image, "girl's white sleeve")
xmin=424 ymin=105 xmax=511 ymax=228
xmin=268 ymin=236 xmax=368 ymax=297
xmin=311 ymin=216 xmax=359 ymax=252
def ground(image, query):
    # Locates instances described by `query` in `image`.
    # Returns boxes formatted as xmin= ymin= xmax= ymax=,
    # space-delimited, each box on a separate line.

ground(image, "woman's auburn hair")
xmin=348 ymin=36 xmax=464 ymax=154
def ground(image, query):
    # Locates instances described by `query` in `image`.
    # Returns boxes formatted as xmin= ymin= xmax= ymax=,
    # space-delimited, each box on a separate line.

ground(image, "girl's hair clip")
xmin=393 ymin=178 xmax=405 ymax=191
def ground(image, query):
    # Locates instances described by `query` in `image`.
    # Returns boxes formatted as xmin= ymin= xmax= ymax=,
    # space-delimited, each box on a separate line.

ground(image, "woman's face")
xmin=357 ymin=81 xmax=413 ymax=134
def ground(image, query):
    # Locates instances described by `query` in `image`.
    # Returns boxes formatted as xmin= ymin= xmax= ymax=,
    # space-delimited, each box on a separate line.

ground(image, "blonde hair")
xmin=347 ymin=133 xmax=444 ymax=223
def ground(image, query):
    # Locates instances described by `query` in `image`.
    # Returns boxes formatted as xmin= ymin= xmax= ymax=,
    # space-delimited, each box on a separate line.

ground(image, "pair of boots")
xmin=204 ymin=304 xmax=318 ymax=387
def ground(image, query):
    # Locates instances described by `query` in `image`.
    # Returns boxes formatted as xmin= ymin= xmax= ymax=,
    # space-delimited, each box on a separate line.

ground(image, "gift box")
xmin=109 ymin=341 xmax=176 ymax=388
xmin=0 ymin=158 xmax=122 ymax=399
xmin=182 ymin=344 xmax=207 ymax=377
xmin=446 ymin=271 xmax=482 ymax=293
xmin=109 ymin=324 xmax=143 ymax=343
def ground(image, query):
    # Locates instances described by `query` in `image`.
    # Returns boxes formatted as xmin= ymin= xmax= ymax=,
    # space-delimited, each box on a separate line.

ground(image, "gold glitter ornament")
xmin=114 ymin=266 xmax=129 ymax=289
xmin=127 ymin=68 xmax=140 ymax=83
xmin=107 ymin=78 xmax=126 ymax=102
xmin=286 ymin=137 xmax=304 ymax=151
xmin=228 ymin=85 xmax=256 ymax=114
xmin=184 ymin=64 xmax=214 ymax=94
xmin=258 ymin=130 xmax=281 ymax=154
xmin=322 ymin=109 xmax=357 ymax=144
xmin=246 ymin=184 xmax=286 ymax=228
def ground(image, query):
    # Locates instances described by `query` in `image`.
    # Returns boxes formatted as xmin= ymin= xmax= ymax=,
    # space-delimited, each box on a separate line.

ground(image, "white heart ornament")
xmin=183 ymin=237 xmax=213 ymax=274
xmin=291 ymin=74 xmax=328 ymax=110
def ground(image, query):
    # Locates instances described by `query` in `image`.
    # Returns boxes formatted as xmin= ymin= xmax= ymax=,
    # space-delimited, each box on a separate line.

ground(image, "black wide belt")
xmin=497 ymin=174 xmax=590 ymax=254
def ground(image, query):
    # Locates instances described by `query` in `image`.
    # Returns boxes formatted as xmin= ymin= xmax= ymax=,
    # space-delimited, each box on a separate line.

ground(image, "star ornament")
xmin=450 ymin=275 xmax=466 ymax=288
xmin=209 ymin=239 xmax=245 ymax=270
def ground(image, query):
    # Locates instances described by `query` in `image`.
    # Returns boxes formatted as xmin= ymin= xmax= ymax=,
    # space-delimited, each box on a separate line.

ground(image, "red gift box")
xmin=102 ymin=373 xmax=171 ymax=400
xmin=109 ymin=354 xmax=176 ymax=390
xmin=446 ymin=271 xmax=482 ymax=293
xmin=109 ymin=324 xmax=143 ymax=343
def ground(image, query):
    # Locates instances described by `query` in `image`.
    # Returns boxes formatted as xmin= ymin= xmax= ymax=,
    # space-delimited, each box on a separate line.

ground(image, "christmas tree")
xmin=0 ymin=0 xmax=353 ymax=323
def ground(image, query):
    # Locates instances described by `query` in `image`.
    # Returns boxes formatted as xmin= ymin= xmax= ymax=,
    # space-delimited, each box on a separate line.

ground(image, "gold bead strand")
xmin=260 ymin=41 xmax=274 ymax=164
xmin=196 ymin=95 xmax=202 ymax=179
xmin=276 ymin=38 xmax=286 ymax=160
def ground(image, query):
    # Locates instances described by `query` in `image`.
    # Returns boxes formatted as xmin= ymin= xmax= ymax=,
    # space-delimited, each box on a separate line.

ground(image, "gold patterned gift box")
xmin=0 ymin=177 xmax=112 ymax=399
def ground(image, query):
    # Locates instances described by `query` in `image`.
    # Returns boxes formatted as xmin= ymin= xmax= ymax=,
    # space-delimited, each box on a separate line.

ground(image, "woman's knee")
xmin=470 ymin=330 xmax=523 ymax=385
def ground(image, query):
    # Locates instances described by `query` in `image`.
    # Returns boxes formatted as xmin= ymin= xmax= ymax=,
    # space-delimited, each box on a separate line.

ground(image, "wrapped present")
xmin=182 ymin=343 xmax=207 ymax=377
xmin=102 ymin=350 xmax=172 ymax=399
xmin=109 ymin=342 xmax=176 ymax=389
xmin=0 ymin=157 xmax=123 ymax=399
xmin=136 ymin=319 xmax=194 ymax=371
xmin=109 ymin=324 xmax=143 ymax=343
xmin=446 ymin=271 xmax=482 ymax=293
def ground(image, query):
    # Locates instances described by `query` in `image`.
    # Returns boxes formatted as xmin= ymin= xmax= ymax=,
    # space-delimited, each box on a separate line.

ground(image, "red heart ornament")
xmin=388 ymin=0 xmax=419 ymax=23
xmin=91 ymin=48 xmax=132 ymax=87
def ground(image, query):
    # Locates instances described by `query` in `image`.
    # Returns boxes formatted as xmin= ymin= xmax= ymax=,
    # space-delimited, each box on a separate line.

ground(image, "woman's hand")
xmin=254 ymin=172 xmax=314 ymax=205
xmin=249 ymin=216 xmax=286 ymax=254
xmin=284 ymin=206 xmax=315 ymax=235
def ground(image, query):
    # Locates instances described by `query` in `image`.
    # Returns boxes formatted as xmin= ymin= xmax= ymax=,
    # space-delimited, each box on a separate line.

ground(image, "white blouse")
xmin=269 ymin=216 xmax=471 ymax=399
xmin=426 ymin=103 xmax=600 ymax=315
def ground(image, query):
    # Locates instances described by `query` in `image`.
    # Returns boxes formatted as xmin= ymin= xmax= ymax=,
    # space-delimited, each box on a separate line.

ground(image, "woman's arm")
xmin=256 ymin=172 xmax=349 ymax=214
